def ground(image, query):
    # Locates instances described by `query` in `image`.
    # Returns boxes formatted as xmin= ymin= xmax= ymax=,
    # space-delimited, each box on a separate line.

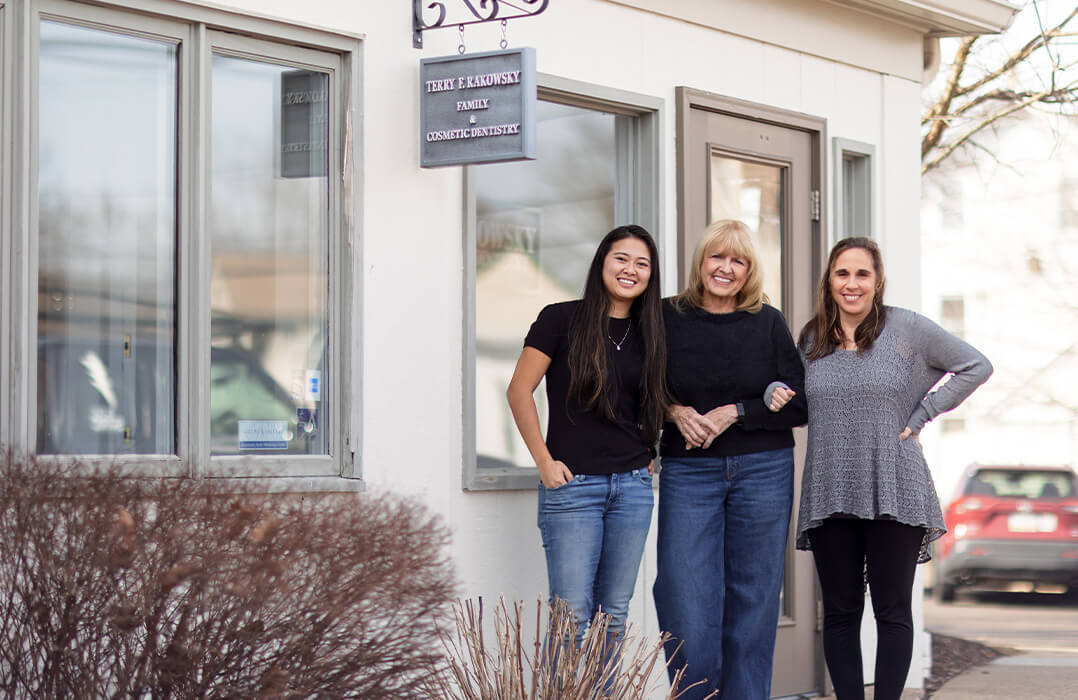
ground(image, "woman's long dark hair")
xmin=799 ymin=236 xmax=888 ymax=359
xmin=567 ymin=225 xmax=669 ymax=444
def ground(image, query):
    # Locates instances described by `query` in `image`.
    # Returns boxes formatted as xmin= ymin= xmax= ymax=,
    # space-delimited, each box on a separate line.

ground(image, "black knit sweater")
xmin=660 ymin=299 xmax=807 ymax=459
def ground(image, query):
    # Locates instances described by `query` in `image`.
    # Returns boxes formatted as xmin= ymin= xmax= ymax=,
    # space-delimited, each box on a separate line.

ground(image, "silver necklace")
xmin=608 ymin=318 xmax=631 ymax=351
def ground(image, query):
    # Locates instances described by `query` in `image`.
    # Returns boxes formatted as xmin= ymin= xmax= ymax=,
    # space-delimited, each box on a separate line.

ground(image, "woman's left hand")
xmin=700 ymin=405 xmax=739 ymax=448
xmin=899 ymin=427 xmax=922 ymax=448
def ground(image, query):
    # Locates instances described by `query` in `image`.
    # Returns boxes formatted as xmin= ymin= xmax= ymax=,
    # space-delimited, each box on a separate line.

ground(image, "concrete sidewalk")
xmin=810 ymin=653 xmax=1078 ymax=700
xmin=929 ymin=653 xmax=1078 ymax=699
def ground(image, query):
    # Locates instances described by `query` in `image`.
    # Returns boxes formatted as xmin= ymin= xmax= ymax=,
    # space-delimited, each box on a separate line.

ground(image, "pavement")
xmin=929 ymin=653 xmax=1078 ymax=699
xmin=811 ymin=653 xmax=1078 ymax=700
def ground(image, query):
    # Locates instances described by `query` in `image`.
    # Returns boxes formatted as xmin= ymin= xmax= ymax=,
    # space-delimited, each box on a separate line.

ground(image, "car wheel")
xmin=936 ymin=581 xmax=957 ymax=603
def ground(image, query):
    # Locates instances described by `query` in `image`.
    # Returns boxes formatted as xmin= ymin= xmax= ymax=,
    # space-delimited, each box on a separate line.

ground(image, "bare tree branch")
xmin=922 ymin=37 xmax=977 ymax=156
xmin=922 ymin=2 xmax=1078 ymax=173
xmin=953 ymin=6 xmax=1077 ymax=99
xmin=923 ymin=88 xmax=1054 ymax=173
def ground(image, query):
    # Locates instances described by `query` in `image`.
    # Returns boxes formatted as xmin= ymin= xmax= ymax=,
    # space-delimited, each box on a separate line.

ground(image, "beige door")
xmin=676 ymin=87 xmax=826 ymax=698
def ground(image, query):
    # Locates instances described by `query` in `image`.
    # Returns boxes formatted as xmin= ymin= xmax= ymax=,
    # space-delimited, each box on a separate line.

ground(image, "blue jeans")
xmin=653 ymin=448 xmax=794 ymax=700
xmin=538 ymin=468 xmax=654 ymax=647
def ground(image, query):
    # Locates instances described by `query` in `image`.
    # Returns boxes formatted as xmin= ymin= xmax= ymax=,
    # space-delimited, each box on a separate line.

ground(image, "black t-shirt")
xmin=524 ymin=300 xmax=653 ymax=475
xmin=660 ymin=299 xmax=807 ymax=459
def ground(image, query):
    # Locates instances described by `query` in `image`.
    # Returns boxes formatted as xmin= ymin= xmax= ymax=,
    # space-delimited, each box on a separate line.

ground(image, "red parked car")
xmin=935 ymin=463 xmax=1078 ymax=602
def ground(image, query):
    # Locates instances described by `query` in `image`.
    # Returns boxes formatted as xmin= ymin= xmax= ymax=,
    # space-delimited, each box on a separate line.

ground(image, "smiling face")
xmin=699 ymin=246 xmax=748 ymax=312
xmin=829 ymin=247 xmax=878 ymax=324
xmin=601 ymin=237 xmax=652 ymax=316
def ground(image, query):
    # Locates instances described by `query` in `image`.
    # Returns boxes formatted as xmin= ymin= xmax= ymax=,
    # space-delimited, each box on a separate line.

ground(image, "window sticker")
xmin=297 ymin=408 xmax=318 ymax=434
xmin=238 ymin=420 xmax=289 ymax=450
xmin=305 ymin=370 xmax=321 ymax=402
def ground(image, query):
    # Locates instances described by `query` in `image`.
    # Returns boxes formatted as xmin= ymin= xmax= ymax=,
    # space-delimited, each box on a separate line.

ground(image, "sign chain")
xmin=458 ymin=24 xmax=466 ymax=55
xmin=500 ymin=19 xmax=509 ymax=50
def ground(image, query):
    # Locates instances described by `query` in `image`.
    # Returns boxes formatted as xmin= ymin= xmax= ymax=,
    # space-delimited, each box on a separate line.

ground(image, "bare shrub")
xmin=0 ymin=452 xmax=457 ymax=698
xmin=432 ymin=597 xmax=715 ymax=699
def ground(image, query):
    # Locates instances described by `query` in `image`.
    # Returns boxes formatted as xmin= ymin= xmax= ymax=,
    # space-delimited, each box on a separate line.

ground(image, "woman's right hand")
xmin=538 ymin=458 xmax=575 ymax=489
xmin=668 ymin=404 xmax=720 ymax=449
xmin=769 ymin=386 xmax=797 ymax=412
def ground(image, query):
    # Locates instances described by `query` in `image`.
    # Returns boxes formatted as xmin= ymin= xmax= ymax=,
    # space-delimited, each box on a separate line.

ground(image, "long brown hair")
xmin=798 ymin=236 xmax=887 ymax=359
xmin=567 ymin=225 xmax=669 ymax=444
xmin=673 ymin=219 xmax=767 ymax=313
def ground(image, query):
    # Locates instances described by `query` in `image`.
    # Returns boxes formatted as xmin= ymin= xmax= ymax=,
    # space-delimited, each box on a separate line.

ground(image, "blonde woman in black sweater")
xmin=653 ymin=219 xmax=806 ymax=700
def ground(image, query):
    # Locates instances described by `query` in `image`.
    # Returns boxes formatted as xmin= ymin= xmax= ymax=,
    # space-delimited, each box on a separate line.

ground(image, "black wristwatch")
xmin=735 ymin=402 xmax=745 ymax=425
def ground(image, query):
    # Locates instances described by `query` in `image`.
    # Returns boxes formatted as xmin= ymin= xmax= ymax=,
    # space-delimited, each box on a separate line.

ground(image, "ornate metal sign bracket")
xmin=414 ymin=0 xmax=550 ymax=49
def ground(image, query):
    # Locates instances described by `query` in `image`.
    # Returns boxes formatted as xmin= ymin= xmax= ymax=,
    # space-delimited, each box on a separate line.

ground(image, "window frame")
xmin=462 ymin=74 xmax=663 ymax=491
xmin=831 ymin=137 xmax=875 ymax=245
xmin=0 ymin=0 xmax=11 ymax=449
xmin=203 ymin=31 xmax=345 ymax=479
xmin=4 ymin=0 xmax=362 ymax=487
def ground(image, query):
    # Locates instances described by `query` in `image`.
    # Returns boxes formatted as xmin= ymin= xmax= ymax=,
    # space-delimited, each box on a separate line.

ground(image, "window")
xmin=831 ymin=138 xmax=874 ymax=244
xmin=940 ymin=296 xmax=965 ymax=337
xmin=463 ymin=76 xmax=660 ymax=490
xmin=941 ymin=417 xmax=966 ymax=434
xmin=1061 ymin=178 xmax=1078 ymax=231
xmin=3 ymin=1 xmax=359 ymax=479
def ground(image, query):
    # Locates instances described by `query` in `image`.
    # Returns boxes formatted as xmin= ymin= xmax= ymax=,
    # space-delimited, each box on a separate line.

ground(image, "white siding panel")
xmin=761 ymin=44 xmax=805 ymax=114
xmin=879 ymin=74 xmax=923 ymax=311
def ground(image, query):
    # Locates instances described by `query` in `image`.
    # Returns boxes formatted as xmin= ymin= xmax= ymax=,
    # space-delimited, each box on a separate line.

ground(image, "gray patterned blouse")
xmin=794 ymin=306 xmax=993 ymax=562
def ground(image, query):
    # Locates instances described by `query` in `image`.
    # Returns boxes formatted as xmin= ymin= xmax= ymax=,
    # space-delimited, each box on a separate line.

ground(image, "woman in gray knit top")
xmin=795 ymin=237 xmax=992 ymax=700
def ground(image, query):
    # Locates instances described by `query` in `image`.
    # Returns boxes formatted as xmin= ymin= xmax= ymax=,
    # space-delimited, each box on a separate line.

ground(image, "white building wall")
xmin=179 ymin=0 xmax=938 ymax=692
xmin=922 ymin=112 xmax=1078 ymax=504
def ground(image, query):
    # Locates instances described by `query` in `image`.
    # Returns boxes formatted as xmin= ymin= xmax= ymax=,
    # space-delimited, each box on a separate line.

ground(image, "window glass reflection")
xmin=709 ymin=156 xmax=784 ymax=310
xmin=37 ymin=21 xmax=177 ymax=454
xmin=475 ymin=102 xmax=617 ymax=469
xmin=210 ymin=55 xmax=328 ymax=456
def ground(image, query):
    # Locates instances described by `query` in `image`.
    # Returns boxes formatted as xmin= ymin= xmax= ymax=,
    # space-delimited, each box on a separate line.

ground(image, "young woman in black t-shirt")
xmin=506 ymin=225 xmax=668 ymax=649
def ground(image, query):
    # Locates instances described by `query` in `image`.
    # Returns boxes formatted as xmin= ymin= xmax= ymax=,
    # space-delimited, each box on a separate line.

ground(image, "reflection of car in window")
xmin=935 ymin=463 xmax=1078 ymax=602
xmin=209 ymin=346 xmax=315 ymax=455
xmin=37 ymin=338 xmax=313 ymax=455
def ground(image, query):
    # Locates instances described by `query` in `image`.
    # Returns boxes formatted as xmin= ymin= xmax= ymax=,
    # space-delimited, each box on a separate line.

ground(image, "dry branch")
xmin=922 ymin=2 xmax=1078 ymax=174
xmin=431 ymin=596 xmax=717 ymax=700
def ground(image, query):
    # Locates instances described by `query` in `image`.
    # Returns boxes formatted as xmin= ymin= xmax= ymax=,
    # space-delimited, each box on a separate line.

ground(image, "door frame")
xmin=675 ymin=85 xmax=830 ymax=696
xmin=675 ymin=87 xmax=828 ymax=288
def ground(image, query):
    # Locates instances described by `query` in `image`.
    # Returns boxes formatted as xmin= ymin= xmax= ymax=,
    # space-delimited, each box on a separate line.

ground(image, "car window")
xmin=969 ymin=469 xmax=1076 ymax=500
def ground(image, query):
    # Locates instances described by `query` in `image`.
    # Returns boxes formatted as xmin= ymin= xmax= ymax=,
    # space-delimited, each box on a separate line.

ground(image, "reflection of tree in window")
xmin=36 ymin=20 xmax=176 ymax=455
xmin=473 ymin=100 xmax=619 ymax=469
xmin=209 ymin=54 xmax=329 ymax=456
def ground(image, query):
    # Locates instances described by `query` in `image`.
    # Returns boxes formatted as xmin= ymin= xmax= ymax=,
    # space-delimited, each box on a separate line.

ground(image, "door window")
xmin=709 ymin=155 xmax=785 ymax=311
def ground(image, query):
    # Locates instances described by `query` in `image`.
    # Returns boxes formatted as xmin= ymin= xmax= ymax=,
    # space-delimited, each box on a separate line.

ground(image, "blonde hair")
xmin=673 ymin=219 xmax=767 ymax=313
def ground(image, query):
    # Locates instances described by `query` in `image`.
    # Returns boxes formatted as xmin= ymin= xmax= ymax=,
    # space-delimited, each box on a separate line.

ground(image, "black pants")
xmin=808 ymin=518 xmax=925 ymax=700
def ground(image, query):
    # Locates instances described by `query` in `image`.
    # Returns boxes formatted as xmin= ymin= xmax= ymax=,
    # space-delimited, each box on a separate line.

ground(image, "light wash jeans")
xmin=653 ymin=448 xmax=794 ymax=700
xmin=538 ymin=468 xmax=654 ymax=647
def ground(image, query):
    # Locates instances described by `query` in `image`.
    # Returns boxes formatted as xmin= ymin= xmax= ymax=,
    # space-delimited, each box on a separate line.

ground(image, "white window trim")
xmin=462 ymin=74 xmax=663 ymax=491
xmin=3 ymin=0 xmax=363 ymax=487
xmin=832 ymin=137 xmax=875 ymax=245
